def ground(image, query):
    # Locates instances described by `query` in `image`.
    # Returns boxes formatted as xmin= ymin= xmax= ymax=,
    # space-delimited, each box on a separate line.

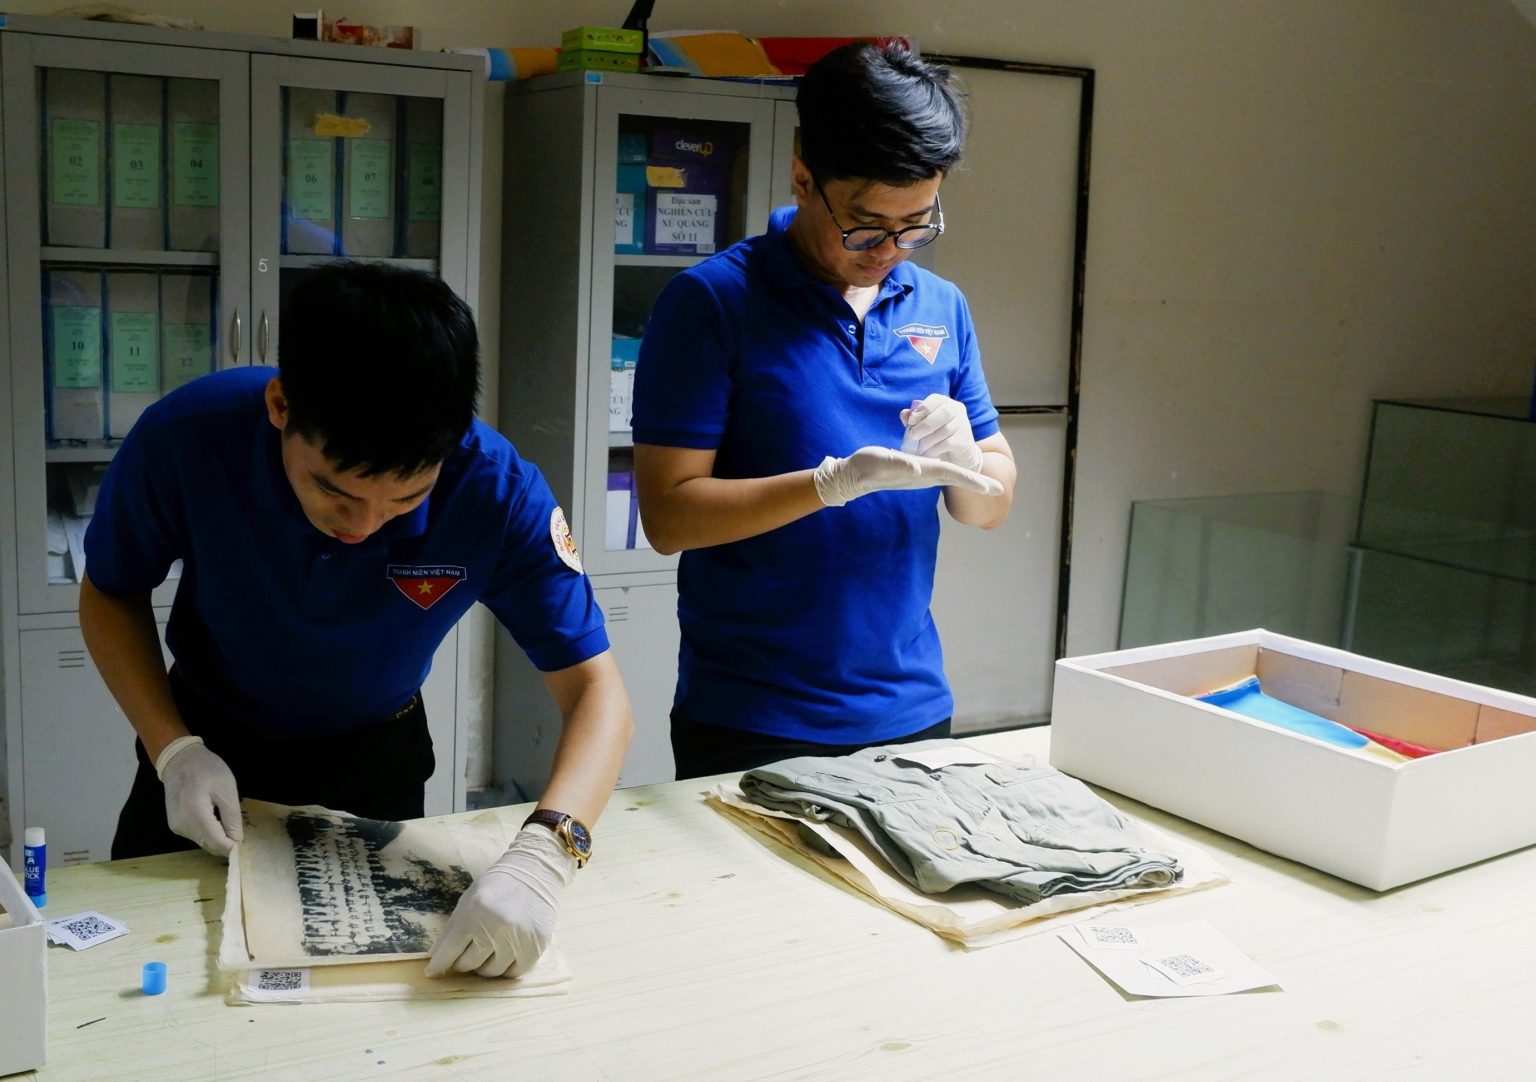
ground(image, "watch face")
xmin=567 ymin=819 xmax=592 ymax=856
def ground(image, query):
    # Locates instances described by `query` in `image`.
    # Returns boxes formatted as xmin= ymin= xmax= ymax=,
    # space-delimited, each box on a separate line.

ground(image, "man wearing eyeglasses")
xmin=631 ymin=40 xmax=1016 ymax=778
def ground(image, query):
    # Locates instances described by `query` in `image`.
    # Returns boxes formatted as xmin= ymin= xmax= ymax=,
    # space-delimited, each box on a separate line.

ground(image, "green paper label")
xmin=51 ymin=306 xmax=102 ymax=387
xmin=113 ymin=122 xmax=161 ymax=209
xmin=50 ymin=118 xmax=101 ymax=206
xmin=288 ymin=139 xmax=334 ymax=220
xmin=349 ymin=138 xmax=392 ymax=220
xmin=172 ymin=122 xmax=219 ymax=208
xmin=161 ymin=322 xmax=213 ymax=391
xmin=406 ymin=143 xmax=441 ymax=222
xmin=110 ymin=310 xmax=159 ymax=392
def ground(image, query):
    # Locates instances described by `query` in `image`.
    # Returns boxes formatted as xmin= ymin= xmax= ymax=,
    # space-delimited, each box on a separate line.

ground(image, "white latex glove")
xmin=424 ymin=825 xmax=576 ymax=979
xmin=155 ymin=736 xmax=242 ymax=857
xmin=900 ymin=393 xmax=984 ymax=473
xmin=813 ymin=446 xmax=1003 ymax=508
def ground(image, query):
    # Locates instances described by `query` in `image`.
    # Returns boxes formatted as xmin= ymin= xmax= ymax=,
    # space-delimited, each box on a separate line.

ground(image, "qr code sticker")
xmin=255 ymin=969 xmax=307 ymax=993
xmin=1143 ymin=951 xmax=1225 ymax=986
xmin=46 ymin=910 xmax=129 ymax=951
xmin=63 ymin=915 xmax=116 ymax=941
xmin=1079 ymin=924 xmax=1141 ymax=950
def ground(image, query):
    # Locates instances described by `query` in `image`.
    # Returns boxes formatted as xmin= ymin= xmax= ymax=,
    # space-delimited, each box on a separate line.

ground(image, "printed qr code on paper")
xmin=46 ymin=910 xmax=128 ymax=951
xmin=255 ymin=969 xmax=306 ymax=992
xmin=1083 ymin=925 xmax=1139 ymax=947
xmin=62 ymin=914 xmax=117 ymax=941
xmin=1154 ymin=953 xmax=1215 ymax=978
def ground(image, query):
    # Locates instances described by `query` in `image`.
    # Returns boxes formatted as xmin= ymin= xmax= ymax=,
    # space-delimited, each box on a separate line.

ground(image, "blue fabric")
xmin=84 ymin=366 xmax=608 ymax=736
xmin=1196 ymin=676 xmax=1369 ymax=749
xmin=631 ymin=205 xmax=1000 ymax=745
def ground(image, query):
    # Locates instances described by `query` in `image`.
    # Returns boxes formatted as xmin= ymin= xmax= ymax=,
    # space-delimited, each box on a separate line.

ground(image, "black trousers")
xmin=670 ymin=712 xmax=953 ymax=781
xmin=111 ymin=666 xmax=435 ymax=860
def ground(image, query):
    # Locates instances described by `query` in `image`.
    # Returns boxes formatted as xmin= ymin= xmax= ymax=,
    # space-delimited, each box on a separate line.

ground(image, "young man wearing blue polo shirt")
xmin=81 ymin=262 xmax=633 ymax=979
xmin=631 ymin=41 xmax=1015 ymax=779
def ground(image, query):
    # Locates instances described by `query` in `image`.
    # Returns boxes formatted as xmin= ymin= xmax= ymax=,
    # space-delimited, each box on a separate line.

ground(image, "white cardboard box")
xmin=1050 ymin=629 xmax=1536 ymax=891
xmin=0 ymin=856 xmax=46 ymax=1075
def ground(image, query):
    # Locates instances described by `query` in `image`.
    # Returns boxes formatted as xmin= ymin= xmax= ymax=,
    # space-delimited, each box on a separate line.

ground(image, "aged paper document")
xmin=224 ymin=800 xmax=518 ymax=968
xmin=219 ymin=800 xmax=573 ymax=1001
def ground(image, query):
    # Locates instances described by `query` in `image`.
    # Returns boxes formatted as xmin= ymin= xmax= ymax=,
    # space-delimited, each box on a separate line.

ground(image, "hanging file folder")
xmin=340 ymin=92 xmax=398 ymax=257
xmin=108 ymin=74 xmax=165 ymax=250
xmin=285 ymin=87 xmax=339 ymax=255
xmin=167 ymin=77 xmax=220 ymax=251
xmin=45 ymin=269 xmax=106 ymax=439
xmin=160 ymin=272 xmax=216 ymax=393
xmin=106 ymin=272 xmax=161 ymax=437
xmin=43 ymin=68 xmax=108 ymax=248
xmin=401 ymin=96 xmax=443 ymax=259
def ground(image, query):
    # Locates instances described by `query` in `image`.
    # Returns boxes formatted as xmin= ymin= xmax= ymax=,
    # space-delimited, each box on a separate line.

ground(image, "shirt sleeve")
xmin=477 ymin=463 xmax=610 ymax=673
xmin=630 ymin=270 xmax=733 ymax=449
xmin=81 ymin=410 xmax=182 ymax=596
xmin=949 ymin=291 xmax=1001 ymax=442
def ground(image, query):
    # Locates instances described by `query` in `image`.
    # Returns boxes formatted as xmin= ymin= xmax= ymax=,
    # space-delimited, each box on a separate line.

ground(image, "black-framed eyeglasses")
xmin=815 ymin=182 xmax=944 ymax=251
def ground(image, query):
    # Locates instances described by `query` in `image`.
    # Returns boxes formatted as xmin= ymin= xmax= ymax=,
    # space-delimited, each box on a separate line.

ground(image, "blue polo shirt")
xmin=84 ymin=365 xmax=608 ymax=736
xmin=631 ymin=206 xmax=999 ymax=744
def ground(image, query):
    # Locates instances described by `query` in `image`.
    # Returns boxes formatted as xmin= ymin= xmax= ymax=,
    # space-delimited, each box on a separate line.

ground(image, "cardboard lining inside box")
xmin=1101 ymin=643 xmax=1536 ymax=752
xmin=1050 ymin=630 xmax=1536 ymax=890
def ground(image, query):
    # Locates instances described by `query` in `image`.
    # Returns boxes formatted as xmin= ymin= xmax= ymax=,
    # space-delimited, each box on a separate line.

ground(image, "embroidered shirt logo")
xmin=551 ymin=507 xmax=583 ymax=573
xmin=893 ymin=322 xmax=950 ymax=364
xmin=388 ymin=564 xmax=466 ymax=610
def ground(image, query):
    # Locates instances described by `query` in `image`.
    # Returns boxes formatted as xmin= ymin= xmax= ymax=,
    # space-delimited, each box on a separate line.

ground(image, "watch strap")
xmin=523 ymin=808 xmax=591 ymax=866
xmin=524 ymin=809 xmax=569 ymax=833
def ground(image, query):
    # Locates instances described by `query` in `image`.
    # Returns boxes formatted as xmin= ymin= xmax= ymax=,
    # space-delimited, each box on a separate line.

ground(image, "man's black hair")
xmin=796 ymin=40 xmax=967 ymax=187
xmin=277 ymin=261 xmax=480 ymax=477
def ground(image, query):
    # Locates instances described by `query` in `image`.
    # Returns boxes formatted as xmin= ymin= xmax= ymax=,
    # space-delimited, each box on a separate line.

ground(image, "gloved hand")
xmin=813 ymin=446 xmax=1003 ymax=508
xmin=156 ymin=736 xmax=242 ymax=857
xmin=424 ymin=825 xmax=576 ymax=979
xmin=900 ymin=393 xmax=984 ymax=473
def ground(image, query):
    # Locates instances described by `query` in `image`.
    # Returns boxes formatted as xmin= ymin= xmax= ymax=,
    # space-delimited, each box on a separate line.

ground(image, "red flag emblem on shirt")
xmin=388 ymin=564 xmax=466 ymax=611
xmin=893 ymin=321 xmax=950 ymax=364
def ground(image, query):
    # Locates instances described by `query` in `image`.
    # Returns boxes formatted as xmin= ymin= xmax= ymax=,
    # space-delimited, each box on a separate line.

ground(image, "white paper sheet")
xmin=227 ymin=946 xmax=573 ymax=1004
xmin=1060 ymin=918 xmax=1281 ymax=997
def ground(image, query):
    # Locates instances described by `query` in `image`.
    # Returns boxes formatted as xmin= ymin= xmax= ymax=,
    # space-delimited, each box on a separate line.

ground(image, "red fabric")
xmin=1348 ymin=726 xmax=1443 ymax=759
xmin=755 ymin=36 xmax=913 ymax=76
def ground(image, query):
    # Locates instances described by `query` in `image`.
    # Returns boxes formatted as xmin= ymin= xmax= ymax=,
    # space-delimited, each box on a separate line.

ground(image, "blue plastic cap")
xmin=142 ymin=961 xmax=167 ymax=996
xmin=30 ymin=891 xmax=46 ymax=909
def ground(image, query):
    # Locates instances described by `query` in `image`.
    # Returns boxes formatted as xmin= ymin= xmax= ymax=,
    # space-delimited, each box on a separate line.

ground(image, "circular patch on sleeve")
xmin=550 ymin=507 xmax=583 ymax=573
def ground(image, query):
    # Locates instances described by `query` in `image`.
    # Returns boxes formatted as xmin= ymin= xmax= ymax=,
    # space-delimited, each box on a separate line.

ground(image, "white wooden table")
xmin=17 ymin=728 xmax=1532 ymax=1081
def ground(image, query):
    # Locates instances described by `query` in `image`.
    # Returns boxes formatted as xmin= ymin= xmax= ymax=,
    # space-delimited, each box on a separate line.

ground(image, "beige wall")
xmin=16 ymin=0 xmax=1536 ymax=657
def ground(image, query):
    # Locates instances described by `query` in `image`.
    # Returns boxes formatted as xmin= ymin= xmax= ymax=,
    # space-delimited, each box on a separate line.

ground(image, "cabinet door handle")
xmin=230 ymin=308 xmax=243 ymax=364
xmin=258 ymin=310 xmax=271 ymax=362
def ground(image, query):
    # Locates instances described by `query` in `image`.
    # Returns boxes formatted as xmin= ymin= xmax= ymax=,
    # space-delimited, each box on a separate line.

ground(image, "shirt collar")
xmin=761 ymin=205 xmax=917 ymax=301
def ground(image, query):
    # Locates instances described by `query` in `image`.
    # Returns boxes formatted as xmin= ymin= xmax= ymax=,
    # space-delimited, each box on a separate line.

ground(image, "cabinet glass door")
xmin=587 ymin=88 xmax=777 ymax=576
xmin=2 ymin=34 xmax=249 ymax=615
xmin=249 ymin=56 xmax=474 ymax=366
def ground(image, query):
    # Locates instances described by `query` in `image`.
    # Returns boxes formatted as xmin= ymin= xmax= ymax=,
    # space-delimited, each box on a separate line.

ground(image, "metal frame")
xmin=922 ymin=53 xmax=1095 ymax=662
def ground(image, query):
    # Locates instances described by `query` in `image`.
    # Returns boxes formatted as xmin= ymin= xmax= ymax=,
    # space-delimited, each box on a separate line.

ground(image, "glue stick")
xmin=900 ymin=399 xmax=923 ymax=455
xmin=23 ymin=826 xmax=46 ymax=908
